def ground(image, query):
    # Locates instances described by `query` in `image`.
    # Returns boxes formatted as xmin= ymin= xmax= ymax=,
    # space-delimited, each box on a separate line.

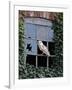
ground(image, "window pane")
xmin=37 ymin=25 xmax=54 ymax=41
xmin=26 ymin=55 xmax=36 ymax=66
xmin=37 ymin=25 xmax=48 ymax=41
xmin=48 ymin=42 xmax=55 ymax=55
xmin=38 ymin=56 xmax=47 ymax=67
xmin=47 ymin=28 xmax=54 ymax=41
xmin=25 ymin=39 xmax=37 ymax=55
xmin=25 ymin=23 xmax=36 ymax=39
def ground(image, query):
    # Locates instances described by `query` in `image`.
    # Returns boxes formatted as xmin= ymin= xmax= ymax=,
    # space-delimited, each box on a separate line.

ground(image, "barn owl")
xmin=38 ymin=41 xmax=50 ymax=56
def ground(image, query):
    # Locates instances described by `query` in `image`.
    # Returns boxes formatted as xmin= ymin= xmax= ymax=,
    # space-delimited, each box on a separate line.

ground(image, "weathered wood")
xmin=47 ymin=42 xmax=49 ymax=69
xmin=27 ymin=54 xmax=55 ymax=57
xmin=36 ymin=56 xmax=38 ymax=68
xmin=35 ymin=54 xmax=55 ymax=57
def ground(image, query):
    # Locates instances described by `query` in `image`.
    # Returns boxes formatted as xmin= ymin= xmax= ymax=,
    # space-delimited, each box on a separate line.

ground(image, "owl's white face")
xmin=38 ymin=41 xmax=42 ymax=43
xmin=38 ymin=41 xmax=43 ymax=45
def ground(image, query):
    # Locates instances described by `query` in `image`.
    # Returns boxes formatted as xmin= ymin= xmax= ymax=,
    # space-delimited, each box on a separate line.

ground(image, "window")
xmin=24 ymin=18 xmax=54 ymax=67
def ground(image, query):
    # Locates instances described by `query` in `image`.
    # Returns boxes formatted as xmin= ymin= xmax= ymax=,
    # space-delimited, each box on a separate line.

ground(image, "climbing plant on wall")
xmin=52 ymin=13 xmax=63 ymax=69
xmin=19 ymin=17 xmax=24 ymax=54
xmin=19 ymin=11 xmax=26 ymax=77
xmin=19 ymin=11 xmax=63 ymax=79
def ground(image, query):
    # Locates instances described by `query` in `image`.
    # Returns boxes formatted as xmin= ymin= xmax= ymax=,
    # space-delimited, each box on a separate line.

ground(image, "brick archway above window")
xmin=19 ymin=10 xmax=55 ymax=21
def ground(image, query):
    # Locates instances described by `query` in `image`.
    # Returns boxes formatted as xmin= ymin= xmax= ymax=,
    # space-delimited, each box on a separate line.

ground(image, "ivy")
xmin=19 ymin=18 xmax=25 ymax=55
xmin=52 ymin=13 xmax=63 ymax=71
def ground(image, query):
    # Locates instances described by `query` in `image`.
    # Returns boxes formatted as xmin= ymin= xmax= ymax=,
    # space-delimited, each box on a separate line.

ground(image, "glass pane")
xmin=24 ymin=23 xmax=36 ymax=39
xmin=25 ymin=39 xmax=37 ymax=55
xmin=37 ymin=25 xmax=54 ymax=42
xmin=37 ymin=25 xmax=48 ymax=41
xmin=47 ymin=28 xmax=54 ymax=41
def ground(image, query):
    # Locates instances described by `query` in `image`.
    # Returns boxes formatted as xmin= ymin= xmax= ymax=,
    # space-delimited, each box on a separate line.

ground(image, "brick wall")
xmin=19 ymin=10 xmax=56 ymax=20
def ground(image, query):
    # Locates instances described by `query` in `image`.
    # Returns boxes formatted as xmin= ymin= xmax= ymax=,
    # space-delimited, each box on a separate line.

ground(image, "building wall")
xmin=19 ymin=10 xmax=56 ymax=20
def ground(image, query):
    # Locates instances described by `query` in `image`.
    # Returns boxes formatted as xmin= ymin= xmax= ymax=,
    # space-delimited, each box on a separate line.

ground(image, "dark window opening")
xmin=38 ymin=56 xmax=47 ymax=67
xmin=49 ymin=42 xmax=55 ymax=55
xmin=26 ymin=55 xmax=36 ymax=66
xmin=42 ymin=41 xmax=47 ymax=46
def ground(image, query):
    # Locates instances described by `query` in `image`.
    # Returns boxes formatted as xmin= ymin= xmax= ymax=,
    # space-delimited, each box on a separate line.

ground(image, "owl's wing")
xmin=42 ymin=44 xmax=50 ymax=56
